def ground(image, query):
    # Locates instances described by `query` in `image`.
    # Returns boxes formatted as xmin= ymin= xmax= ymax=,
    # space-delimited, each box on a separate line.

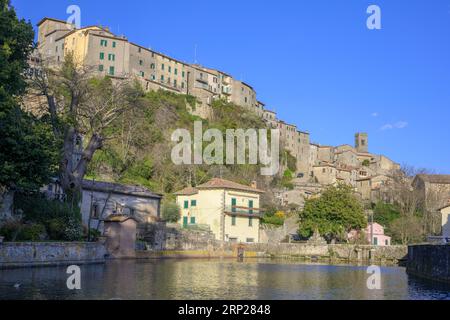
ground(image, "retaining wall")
xmin=407 ymin=244 xmax=450 ymax=283
xmin=0 ymin=242 xmax=107 ymax=269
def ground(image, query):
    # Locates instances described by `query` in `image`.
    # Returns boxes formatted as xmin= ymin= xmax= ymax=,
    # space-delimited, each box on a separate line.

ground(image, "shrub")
xmin=0 ymin=220 xmax=22 ymax=241
xmin=162 ymin=202 xmax=181 ymax=222
xmin=0 ymin=221 xmax=46 ymax=241
xmin=13 ymin=193 xmax=83 ymax=241
xmin=17 ymin=223 xmax=46 ymax=241
xmin=262 ymin=215 xmax=285 ymax=226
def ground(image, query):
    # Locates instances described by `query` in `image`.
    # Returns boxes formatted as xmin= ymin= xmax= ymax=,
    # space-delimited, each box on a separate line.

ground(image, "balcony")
xmin=224 ymin=205 xmax=263 ymax=218
xmin=222 ymin=86 xmax=232 ymax=95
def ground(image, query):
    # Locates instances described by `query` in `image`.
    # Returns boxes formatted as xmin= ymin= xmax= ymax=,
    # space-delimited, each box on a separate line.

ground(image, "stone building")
xmin=174 ymin=178 xmax=264 ymax=243
xmin=412 ymin=175 xmax=450 ymax=213
xmin=34 ymin=17 xmax=260 ymax=120
xmin=80 ymin=180 xmax=162 ymax=231
xmin=439 ymin=204 xmax=450 ymax=240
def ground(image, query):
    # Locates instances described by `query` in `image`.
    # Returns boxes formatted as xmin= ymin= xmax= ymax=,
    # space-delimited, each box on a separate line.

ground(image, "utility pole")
xmin=370 ymin=210 xmax=374 ymax=245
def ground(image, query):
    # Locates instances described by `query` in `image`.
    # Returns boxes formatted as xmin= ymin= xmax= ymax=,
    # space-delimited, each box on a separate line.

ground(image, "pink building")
xmin=348 ymin=222 xmax=391 ymax=246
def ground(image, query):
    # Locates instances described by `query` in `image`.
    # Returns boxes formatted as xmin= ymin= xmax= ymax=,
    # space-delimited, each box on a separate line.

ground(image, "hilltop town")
xmin=29 ymin=17 xmax=401 ymax=208
xmin=2 ymin=3 xmax=450 ymax=301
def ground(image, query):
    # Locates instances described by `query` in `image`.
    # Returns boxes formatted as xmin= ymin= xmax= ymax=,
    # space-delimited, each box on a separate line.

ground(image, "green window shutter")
xmin=140 ymin=71 xmax=144 ymax=77
xmin=191 ymin=200 xmax=196 ymax=207
xmin=184 ymin=200 xmax=189 ymax=209
xmin=100 ymin=52 xmax=104 ymax=60
xmin=174 ymin=68 xmax=178 ymax=75
xmin=231 ymin=216 xmax=236 ymax=226
xmin=98 ymin=65 xmax=104 ymax=71
xmin=190 ymin=217 xmax=196 ymax=224
xmin=249 ymin=217 xmax=253 ymax=227
xmin=182 ymin=71 xmax=185 ymax=77
xmin=112 ymin=41 xmax=116 ymax=48
xmin=231 ymin=198 xmax=237 ymax=213
xmin=161 ymin=75 xmax=164 ymax=81
xmin=249 ymin=200 xmax=253 ymax=214
xmin=183 ymin=216 xmax=188 ymax=227
xmin=109 ymin=66 xmax=115 ymax=75
xmin=161 ymin=64 xmax=165 ymax=70
xmin=168 ymin=66 xmax=172 ymax=73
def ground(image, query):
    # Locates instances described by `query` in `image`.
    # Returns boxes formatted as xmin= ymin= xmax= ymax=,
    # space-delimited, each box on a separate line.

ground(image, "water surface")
xmin=0 ymin=259 xmax=449 ymax=300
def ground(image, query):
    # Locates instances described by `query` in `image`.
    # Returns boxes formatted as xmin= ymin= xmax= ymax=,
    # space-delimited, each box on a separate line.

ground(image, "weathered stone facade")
xmin=407 ymin=244 xmax=450 ymax=283
xmin=0 ymin=242 xmax=107 ymax=269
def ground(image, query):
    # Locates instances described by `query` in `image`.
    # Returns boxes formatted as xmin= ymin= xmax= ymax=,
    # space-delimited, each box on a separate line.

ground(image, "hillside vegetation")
xmin=86 ymin=90 xmax=290 ymax=199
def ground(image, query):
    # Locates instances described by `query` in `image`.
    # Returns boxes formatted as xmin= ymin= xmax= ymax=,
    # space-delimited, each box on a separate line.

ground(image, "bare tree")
xmin=27 ymin=53 xmax=143 ymax=201
xmin=388 ymin=166 xmax=426 ymax=244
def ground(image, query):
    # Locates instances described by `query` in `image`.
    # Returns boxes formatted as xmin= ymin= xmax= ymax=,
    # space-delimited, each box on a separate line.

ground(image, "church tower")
xmin=355 ymin=133 xmax=368 ymax=153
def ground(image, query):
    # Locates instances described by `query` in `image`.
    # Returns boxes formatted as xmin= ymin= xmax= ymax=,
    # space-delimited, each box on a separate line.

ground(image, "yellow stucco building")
xmin=174 ymin=178 xmax=264 ymax=243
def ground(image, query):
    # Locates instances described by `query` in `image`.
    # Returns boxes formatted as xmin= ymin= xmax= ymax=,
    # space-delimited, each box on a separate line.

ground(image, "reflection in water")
xmin=0 ymin=259 xmax=449 ymax=300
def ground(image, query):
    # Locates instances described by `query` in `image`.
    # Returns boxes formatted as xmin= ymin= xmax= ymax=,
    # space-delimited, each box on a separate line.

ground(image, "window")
xmin=151 ymin=75 xmax=156 ymax=80
xmin=139 ymin=60 xmax=143 ymax=66
xmin=100 ymin=39 xmax=107 ymax=47
xmin=231 ymin=216 xmax=236 ymax=226
xmin=112 ymin=41 xmax=116 ymax=48
xmin=98 ymin=65 xmax=104 ymax=72
xmin=161 ymin=64 xmax=165 ymax=70
xmin=92 ymin=204 xmax=99 ymax=219
xmin=181 ymin=82 xmax=185 ymax=89
xmin=246 ymin=238 xmax=254 ymax=243
xmin=373 ymin=237 xmax=378 ymax=245
xmin=231 ymin=198 xmax=237 ymax=213
xmin=140 ymin=71 xmax=144 ymax=77
xmin=183 ymin=216 xmax=188 ymax=227
xmin=174 ymin=68 xmax=178 ymax=75
xmin=160 ymin=75 xmax=164 ymax=82
xmin=182 ymin=71 xmax=185 ymax=78
xmin=249 ymin=200 xmax=253 ymax=214
xmin=191 ymin=200 xmax=196 ymax=207
xmin=385 ymin=239 xmax=389 ymax=246
xmin=248 ymin=217 xmax=253 ymax=227
xmin=184 ymin=200 xmax=189 ymax=209
xmin=168 ymin=66 xmax=171 ymax=73
xmin=174 ymin=79 xmax=177 ymax=87
xmin=190 ymin=217 xmax=196 ymax=224
xmin=108 ymin=54 xmax=115 ymax=61
xmin=150 ymin=63 xmax=155 ymax=69
xmin=138 ymin=47 xmax=141 ymax=53
xmin=99 ymin=52 xmax=105 ymax=60
xmin=109 ymin=66 xmax=115 ymax=75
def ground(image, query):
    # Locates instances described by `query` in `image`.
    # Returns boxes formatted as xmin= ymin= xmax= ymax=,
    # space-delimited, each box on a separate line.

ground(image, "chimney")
xmin=251 ymin=181 xmax=257 ymax=189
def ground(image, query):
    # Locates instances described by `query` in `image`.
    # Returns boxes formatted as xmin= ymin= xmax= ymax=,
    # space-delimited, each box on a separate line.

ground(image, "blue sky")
xmin=13 ymin=0 xmax=450 ymax=173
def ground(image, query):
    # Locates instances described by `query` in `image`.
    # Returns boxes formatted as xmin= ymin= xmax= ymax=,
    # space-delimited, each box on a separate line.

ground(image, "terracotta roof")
xmin=415 ymin=174 xmax=450 ymax=185
xmin=37 ymin=17 xmax=70 ymax=26
xmin=175 ymin=178 xmax=265 ymax=195
xmin=82 ymin=180 xmax=162 ymax=199
xmin=173 ymin=186 xmax=199 ymax=196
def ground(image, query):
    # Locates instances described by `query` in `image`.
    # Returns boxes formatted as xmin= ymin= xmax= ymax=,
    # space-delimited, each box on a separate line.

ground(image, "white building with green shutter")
xmin=174 ymin=178 xmax=264 ymax=243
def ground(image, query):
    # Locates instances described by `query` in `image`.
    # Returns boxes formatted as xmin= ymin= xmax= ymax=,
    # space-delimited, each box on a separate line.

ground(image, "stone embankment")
xmin=407 ymin=244 xmax=450 ymax=283
xmin=0 ymin=242 xmax=107 ymax=269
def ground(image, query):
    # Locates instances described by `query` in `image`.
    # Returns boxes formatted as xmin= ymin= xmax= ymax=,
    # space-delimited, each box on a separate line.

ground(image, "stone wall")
xmin=0 ymin=242 xmax=107 ymax=269
xmin=407 ymin=244 xmax=450 ymax=283
xmin=138 ymin=222 xmax=219 ymax=251
xmin=245 ymin=243 xmax=408 ymax=264
xmin=137 ymin=222 xmax=408 ymax=263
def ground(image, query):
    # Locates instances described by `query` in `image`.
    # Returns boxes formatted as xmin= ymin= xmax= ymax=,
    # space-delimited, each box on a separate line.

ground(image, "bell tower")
xmin=355 ymin=133 xmax=368 ymax=153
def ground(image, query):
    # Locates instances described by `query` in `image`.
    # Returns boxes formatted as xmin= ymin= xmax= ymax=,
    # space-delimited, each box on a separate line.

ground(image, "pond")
xmin=0 ymin=259 xmax=449 ymax=300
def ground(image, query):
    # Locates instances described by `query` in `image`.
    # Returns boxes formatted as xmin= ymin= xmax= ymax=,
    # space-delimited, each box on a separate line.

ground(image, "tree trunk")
xmin=59 ymin=130 xmax=103 ymax=204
